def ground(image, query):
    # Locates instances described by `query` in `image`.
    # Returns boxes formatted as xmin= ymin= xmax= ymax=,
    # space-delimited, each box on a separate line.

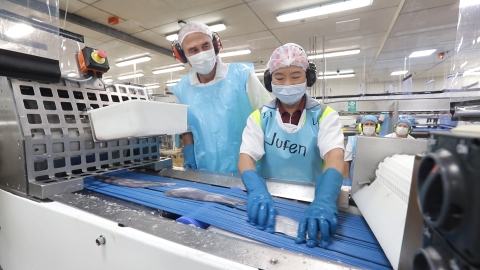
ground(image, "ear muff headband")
xmin=358 ymin=123 xmax=381 ymax=133
xmin=264 ymin=62 xmax=317 ymax=92
xmin=393 ymin=125 xmax=413 ymax=134
xmin=172 ymin=32 xmax=222 ymax=64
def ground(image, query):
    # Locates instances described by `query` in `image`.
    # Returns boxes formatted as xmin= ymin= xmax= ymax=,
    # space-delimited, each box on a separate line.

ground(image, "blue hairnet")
xmin=396 ymin=119 xmax=412 ymax=128
xmin=362 ymin=115 xmax=378 ymax=125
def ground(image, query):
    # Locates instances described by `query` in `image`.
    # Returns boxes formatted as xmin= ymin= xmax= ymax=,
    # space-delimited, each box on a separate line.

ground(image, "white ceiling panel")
xmin=91 ymin=0 xmax=243 ymax=29
xmin=223 ymin=31 xmax=281 ymax=51
xmin=59 ymin=0 xmax=88 ymax=13
xmin=383 ymin=28 xmax=457 ymax=52
xmin=400 ymin=0 xmax=459 ymax=14
xmin=390 ymin=4 xmax=459 ymax=37
xmin=270 ymin=7 xmax=397 ymax=46
xmin=248 ymin=0 xmax=400 ymax=30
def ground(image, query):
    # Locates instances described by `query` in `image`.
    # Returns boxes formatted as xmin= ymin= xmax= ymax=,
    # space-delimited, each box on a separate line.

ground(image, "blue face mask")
xmin=271 ymin=82 xmax=307 ymax=105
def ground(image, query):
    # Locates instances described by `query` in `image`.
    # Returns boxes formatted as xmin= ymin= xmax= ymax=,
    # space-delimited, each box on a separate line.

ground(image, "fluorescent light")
xmin=460 ymin=61 xmax=468 ymax=69
xmin=277 ymin=0 xmax=373 ymax=22
xmin=255 ymin=72 xmax=264 ymax=76
xmin=145 ymin=84 xmax=160 ymax=89
xmin=409 ymin=49 xmax=436 ymax=58
xmin=152 ymin=66 xmax=185 ymax=74
xmin=166 ymin=23 xmax=227 ymax=41
xmin=391 ymin=70 xmax=408 ymax=75
xmin=118 ymin=73 xmax=144 ymax=80
xmin=460 ymin=0 xmax=480 ymax=7
xmin=209 ymin=23 xmax=226 ymax=32
xmin=463 ymin=66 xmax=480 ymax=76
xmin=318 ymin=73 xmax=355 ymax=79
xmin=103 ymin=78 xmax=113 ymax=83
xmin=167 ymin=79 xmax=181 ymax=83
xmin=308 ymin=49 xmax=360 ymax=59
xmin=218 ymin=49 xmax=251 ymax=58
xmin=67 ymin=72 xmax=77 ymax=77
xmin=116 ymin=56 xmax=151 ymax=67
xmin=5 ymin=23 xmax=34 ymax=39
xmin=166 ymin=83 xmax=177 ymax=87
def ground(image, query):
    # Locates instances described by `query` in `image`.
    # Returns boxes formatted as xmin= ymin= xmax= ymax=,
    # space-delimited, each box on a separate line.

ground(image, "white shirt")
xmin=173 ymin=56 xmax=272 ymax=110
xmin=240 ymin=100 xmax=345 ymax=162
xmin=385 ymin=133 xmax=415 ymax=139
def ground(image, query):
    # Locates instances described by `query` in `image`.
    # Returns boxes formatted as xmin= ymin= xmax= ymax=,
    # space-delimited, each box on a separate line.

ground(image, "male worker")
xmin=170 ymin=22 xmax=271 ymax=174
xmin=385 ymin=119 xmax=415 ymax=139
xmin=343 ymin=115 xmax=380 ymax=185
xmin=238 ymin=43 xmax=345 ymax=248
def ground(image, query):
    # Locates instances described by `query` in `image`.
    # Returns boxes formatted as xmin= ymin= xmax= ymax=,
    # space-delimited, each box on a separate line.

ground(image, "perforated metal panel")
xmin=8 ymin=78 xmax=166 ymax=198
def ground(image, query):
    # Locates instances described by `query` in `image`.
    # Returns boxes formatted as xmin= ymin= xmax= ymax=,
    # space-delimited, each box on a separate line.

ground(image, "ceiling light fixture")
xmin=409 ymin=49 xmax=436 ymax=58
xmin=391 ymin=70 xmax=408 ymax=76
xmin=277 ymin=0 xmax=373 ymax=22
xmin=218 ymin=49 xmax=251 ymax=58
xmin=166 ymin=23 xmax=227 ymax=41
xmin=5 ymin=23 xmax=34 ymax=39
xmin=118 ymin=73 xmax=144 ymax=80
xmin=318 ymin=73 xmax=355 ymax=79
xmin=255 ymin=72 xmax=264 ymax=76
xmin=103 ymin=78 xmax=113 ymax=83
xmin=308 ymin=49 xmax=360 ymax=59
xmin=145 ymin=84 xmax=160 ymax=89
xmin=166 ymin=83 xmax=177 ymax=87
xmin=116 ymin=56 xmax=151 ymax=67
xmin=459 ymin=0 xmax=480 ymax=8
xmin=152 ymin=66 xmax=185 ymax=74
xmin=166 ymin=79 xmax=181 ymax=83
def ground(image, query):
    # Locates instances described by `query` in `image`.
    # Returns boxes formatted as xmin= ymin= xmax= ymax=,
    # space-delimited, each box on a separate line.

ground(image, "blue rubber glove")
xmin=296 ymin=168 xmax=343 ymax=248
xmin=183 ymin=144 xmax=197 ymax=169
xmin=241 ymin=170 xmax=276 ymax=233
xmin=343 ymin=178 xmax=352 ymax=186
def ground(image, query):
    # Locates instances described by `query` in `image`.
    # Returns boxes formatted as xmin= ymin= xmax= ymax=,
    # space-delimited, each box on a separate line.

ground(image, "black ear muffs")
xmin=264 ymin=62 xmax=317 ymax=92
xmin=394 ymin=125 xmax=413 ymax=134
xmin=172 ymin=32 xmax=222 ymax=64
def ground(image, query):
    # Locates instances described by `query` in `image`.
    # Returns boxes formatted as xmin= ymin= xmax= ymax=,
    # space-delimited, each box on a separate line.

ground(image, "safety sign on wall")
xmin=348 ymin=101 xmax=356 ymax=111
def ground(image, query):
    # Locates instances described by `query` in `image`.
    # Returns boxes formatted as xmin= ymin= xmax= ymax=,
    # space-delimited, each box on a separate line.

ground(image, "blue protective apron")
xmin=170 ymin=63 xmax=253 ymax=174
xmin=347 ymin=135 xmax=358 ymax=179
xmin=253 ymin=97 xmax=332 ymax=183
xmin=379 ymin=113 xmax=389 ymax=137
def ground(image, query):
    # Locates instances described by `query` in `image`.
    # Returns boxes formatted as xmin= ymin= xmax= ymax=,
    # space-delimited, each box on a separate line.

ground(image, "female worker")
xmin=385 ymin=119 xmax=415 ymax=139
xmin=343 ymin=115 xmax=380 ymax=185
xmin=238 ymin=43 xmax=345 ymax=248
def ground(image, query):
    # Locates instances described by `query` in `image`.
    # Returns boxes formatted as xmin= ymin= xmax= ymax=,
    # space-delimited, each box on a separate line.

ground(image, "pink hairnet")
xmin=178 ymin=22 xmax=212 ymax=48
xmin=267 ymin=43 xmax=309 ymax=73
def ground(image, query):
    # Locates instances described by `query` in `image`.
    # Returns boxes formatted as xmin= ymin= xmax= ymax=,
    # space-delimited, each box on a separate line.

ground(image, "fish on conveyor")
xmin=94 ymin=175 xmax=176 ymax=188
xmin=164 ymin=187 xmax=245 ymax=206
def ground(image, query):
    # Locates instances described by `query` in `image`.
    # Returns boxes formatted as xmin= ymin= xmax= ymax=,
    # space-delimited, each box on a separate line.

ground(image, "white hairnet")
xmin=267 ymin=43 xmax=309 ymax=73
xmin=178 ymin=22 xmax=212 ymax=48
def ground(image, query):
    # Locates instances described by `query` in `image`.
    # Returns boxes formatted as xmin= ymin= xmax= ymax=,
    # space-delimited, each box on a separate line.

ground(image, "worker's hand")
xmin=241 ymin=170 xmax=276 ymax=233
xmin=183 ymin=144 xmax=197 ymax=169
xmin=296 ymin=168 xmax=342 ymax=248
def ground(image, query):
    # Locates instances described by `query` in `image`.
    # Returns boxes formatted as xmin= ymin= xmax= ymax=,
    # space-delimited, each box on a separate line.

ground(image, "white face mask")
xmin=396 ymin=127 xmax=409 ymax=136
xmin=363 ymin=126 xmax=376 ymax=136
xmin=271 ymin=82 xmax=307 ymax=105
xmin=187 ymin=49 xmax=216 ymax=75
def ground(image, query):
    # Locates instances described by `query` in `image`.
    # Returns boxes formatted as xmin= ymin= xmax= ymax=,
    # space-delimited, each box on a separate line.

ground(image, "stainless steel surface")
xmin=452 ymin=104 xmax=480 ymax=121
xmin=1 ymin=76 xmax=167 ymax=198
xmin=157 ymin=167 xmax=316 ymax=203
xmin=398 ymin=155 xmax=424 ymax=270
xmin=351 ymin=136 xmax=428 ymax=194
xmin=51 ymin=192 xmax=356 ymax=270
xmin=0 ymin=77 xmax=27 ymax=194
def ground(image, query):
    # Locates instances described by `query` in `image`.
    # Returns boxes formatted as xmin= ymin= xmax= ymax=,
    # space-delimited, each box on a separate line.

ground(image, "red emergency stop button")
xmin=97 ymin=50 xmax=107 ymax=58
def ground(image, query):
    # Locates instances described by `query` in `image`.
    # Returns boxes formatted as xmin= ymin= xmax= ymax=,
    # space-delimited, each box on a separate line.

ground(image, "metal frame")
xmin=351 ymin=136 xmax=429 ymax=194
xmin=0 ymin=76 xmax=170 ymax=199
xmin=51 ymin=191 xmax=356 ymax=270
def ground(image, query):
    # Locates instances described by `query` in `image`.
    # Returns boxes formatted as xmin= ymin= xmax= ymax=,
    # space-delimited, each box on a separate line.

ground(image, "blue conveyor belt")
xmin=84 ymin=170 xmax=392 ymax=269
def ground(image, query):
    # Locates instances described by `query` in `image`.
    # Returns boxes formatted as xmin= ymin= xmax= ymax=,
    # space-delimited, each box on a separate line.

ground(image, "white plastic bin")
xmin=88 ymin=100 xmax=188 ymax=141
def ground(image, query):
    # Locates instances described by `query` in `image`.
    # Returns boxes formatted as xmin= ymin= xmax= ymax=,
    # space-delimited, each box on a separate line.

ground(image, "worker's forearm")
xmin=323 ymin=148 xmax=345 ymax=174
xmin=238 ymin=153 xmax=257 ymax=175
xmin=182 ymin=132 xmax=193 ymax=146
xmin=343 ymin=161 xmax=351 ymax=178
